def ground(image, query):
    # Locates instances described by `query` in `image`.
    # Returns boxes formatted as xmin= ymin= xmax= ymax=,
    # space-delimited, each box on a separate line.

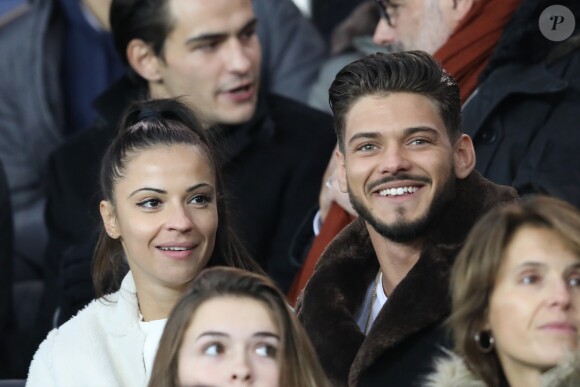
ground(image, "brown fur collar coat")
xmin=424 ymin=349 xmax=580 ymax=387
xmin=296 ymin=172 xmax=518 ymax=386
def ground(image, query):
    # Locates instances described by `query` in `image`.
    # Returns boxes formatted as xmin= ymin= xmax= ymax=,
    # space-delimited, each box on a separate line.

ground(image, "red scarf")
xmin=287 ymin=202 xmax=356 ymax=306
xmin=434 ymin=0 xmax=521 ymax=102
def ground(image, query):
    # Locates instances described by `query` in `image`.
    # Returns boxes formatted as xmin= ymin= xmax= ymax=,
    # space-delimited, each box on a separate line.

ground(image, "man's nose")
xmin=377 ymin=145 xmax=412 ymax=175
xmin=225 ymin=39 xmax=252 ymax=74
xmin=373 ymin=18 xmax=397 ymax=47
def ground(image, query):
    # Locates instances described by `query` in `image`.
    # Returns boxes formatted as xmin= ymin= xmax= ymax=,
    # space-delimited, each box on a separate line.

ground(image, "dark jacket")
xmin=296 ymin=172 xmax=518 ymax=387
xmin=0 ymin=158 xmax=14 ymax=370
xmin=0 ymin=0 xmax=64 ymax=272
xmin=43 ymin=77 xmax=335 ymax=327
xmin=464 ymin=0 xmax=580 ymax=208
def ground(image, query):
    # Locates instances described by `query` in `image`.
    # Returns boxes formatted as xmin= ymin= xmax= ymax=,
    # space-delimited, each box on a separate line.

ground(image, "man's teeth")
xmin=159 ymin=247 xmax=192 ymax=251
xmin=379 ymin=186 xmax=419 ymax=197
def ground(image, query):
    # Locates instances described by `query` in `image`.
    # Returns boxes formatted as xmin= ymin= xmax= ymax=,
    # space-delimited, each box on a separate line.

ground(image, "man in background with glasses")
xmin=372 ymin=0 xmax=580 ymax=206
xmin=373 ymin=0 xmax=519 ymax=100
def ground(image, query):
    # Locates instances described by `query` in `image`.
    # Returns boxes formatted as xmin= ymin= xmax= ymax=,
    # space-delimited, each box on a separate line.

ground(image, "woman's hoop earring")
xmin=474 ymin=331 xmax=495 ymax=353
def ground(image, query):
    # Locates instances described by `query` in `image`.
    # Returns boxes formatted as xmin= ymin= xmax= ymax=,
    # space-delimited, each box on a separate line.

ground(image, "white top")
xmin=312 ymin=209 xmax=323 ymax=236
xmin=291 ymin=0 xmax=311 ymax=17
xmin=355 ymin=271 xmax=388 ymax=335
xmin=138 ymin=317 xmax=168 ymax=380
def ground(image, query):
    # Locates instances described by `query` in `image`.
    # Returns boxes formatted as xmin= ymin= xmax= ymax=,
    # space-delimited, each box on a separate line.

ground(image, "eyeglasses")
xmin=374 ymin=0 xmax=399 ymax=28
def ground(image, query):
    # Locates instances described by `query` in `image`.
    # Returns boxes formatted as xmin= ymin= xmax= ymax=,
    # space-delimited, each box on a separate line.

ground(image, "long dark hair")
xmin=92 ymin=98 xmax=263 ymax=297
xmin=149 ymin=267 xmax=330 ymax=387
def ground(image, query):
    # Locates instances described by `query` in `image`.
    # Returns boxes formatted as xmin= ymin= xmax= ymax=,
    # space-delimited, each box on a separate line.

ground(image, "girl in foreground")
xmin=27 ymin=98 xmax=262 ymax=386
xmin=426 ymin=196 xmax=580 ymax=387
xmin=149 ymin=266 xmax=329 ymax=387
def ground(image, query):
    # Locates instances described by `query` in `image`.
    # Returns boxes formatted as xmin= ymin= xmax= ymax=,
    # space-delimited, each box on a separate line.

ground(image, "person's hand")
xmin=330 ymin=1 xmax=379 ymax=55
xmin=318 ymin=147 xmax=356 ymax=223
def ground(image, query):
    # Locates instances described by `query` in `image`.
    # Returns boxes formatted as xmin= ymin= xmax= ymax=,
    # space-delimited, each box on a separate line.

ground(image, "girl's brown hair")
xmin=148 ymin=266 xmax=330 ymax=387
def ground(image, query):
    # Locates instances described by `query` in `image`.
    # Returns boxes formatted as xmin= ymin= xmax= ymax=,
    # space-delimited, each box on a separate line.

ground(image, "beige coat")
xmin=423 ymin=349 xmax=580 ymax=387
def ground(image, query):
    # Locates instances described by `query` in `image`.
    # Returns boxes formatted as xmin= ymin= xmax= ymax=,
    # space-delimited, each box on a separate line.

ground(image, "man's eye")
xmin=241 ymin=27 xmax=256 ymax=41
xmin=137 ymin=198 xmax=161 ymax=209
xmin=196 ymin=41 xmax=219 ymax=52
xmin=409 ymin=138 xmax=430 ymax=146
xmin=357 ymin=144 xmax=377 ymax=152
xmin=255 ymin=344 xmax=277 ymax=358
xmin=203 ymin=343 xmax=224 ymax=356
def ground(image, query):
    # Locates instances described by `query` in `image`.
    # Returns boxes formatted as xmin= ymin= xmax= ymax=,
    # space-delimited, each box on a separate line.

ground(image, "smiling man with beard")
xmin=296 ymin=51 xmax=519 ymax=387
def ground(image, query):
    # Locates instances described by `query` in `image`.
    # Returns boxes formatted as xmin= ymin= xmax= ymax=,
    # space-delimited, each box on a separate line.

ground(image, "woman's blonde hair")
xmin=449 ymin=195 xmax=580 ymax=386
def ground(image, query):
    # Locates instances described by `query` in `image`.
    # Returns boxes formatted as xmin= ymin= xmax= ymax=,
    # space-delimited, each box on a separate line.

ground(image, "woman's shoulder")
xmin=26 ymin=293 xmax=130 ymax=385
xmin=39 ymin=296 xmax=120 ymax=348
xmin=422 ymin=349 xmax=486 ymax=387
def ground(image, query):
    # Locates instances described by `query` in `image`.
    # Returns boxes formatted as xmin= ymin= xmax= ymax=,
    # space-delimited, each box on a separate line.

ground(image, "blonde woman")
xmin=426 ymin=196 xmax=580 ymax=387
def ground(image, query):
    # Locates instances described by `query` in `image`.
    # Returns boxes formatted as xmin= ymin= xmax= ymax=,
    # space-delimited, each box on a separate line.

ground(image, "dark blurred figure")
xmin=308 ymin=0 xmax=389 ymax=113
xmin=0 ymin=0 xmax=123 ymax=285
xmin=310 ymin=0 xmax=368 ymax=45
xmin=0 ymin=159 xmax=14 ymax=378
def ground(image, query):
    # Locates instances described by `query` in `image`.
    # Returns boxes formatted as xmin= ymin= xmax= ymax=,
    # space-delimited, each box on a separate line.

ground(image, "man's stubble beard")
xmin=348 ymin=171 xmax=457 ymax=243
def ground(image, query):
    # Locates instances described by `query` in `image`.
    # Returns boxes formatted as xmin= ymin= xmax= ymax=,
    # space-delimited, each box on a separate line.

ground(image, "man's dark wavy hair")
xmin=329 ymin=50 xmax=462 ymax=152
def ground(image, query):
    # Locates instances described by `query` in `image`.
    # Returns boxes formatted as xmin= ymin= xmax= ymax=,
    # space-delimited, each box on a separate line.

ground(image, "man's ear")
xmin=453 ymin=134 xmax=476 ymax=179
xmin=100 ymin=200 xmax=119 ymax=239
xmin=441 ymin=0 xmax=474 ymax=25
xmin=126 ymin=38 xmax=164 ymax=82
xmin=335 ymin=149 xmax=348 ymax=193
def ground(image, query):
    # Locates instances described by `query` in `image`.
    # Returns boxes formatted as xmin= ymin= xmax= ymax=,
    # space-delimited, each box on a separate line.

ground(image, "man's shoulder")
xmin=265 ymin=93 xmax=336 ymax=153
xmin=266 ymin=93 xmax=333 ymax=125
xmin=51 ymin=124 xmax=111 ymax=166
xmin=0 ymin=0 xmax=51 ymax=38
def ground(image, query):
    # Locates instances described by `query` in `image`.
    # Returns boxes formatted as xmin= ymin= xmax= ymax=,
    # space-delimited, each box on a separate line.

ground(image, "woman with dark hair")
xmin=149 ymin=266 xmax=329 ymax=387
xmin=27 ymin=98 xmax=263 ymax=386
xmin=425 ymin=195 xmax=580 ymax=387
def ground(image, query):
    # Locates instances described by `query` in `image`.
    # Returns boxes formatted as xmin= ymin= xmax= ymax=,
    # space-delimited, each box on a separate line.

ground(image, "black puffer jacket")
xmin=464 ymin=0 xmax=580 ymax=208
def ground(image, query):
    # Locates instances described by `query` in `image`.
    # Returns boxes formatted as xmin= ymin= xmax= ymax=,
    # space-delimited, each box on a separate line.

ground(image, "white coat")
xmin=26 ymin=272 xmax=147 ymax=387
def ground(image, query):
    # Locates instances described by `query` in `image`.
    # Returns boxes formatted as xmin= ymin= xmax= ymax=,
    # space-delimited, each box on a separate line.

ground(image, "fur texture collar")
xmin=424 ymin=349 xmax=580 ymax=387
xmin=297 ymin=172 xmax=518 ymax=386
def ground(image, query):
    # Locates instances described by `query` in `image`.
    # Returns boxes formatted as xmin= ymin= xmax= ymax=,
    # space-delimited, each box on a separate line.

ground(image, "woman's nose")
xmin=230 ymin=354 xmax=252 ymax=383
